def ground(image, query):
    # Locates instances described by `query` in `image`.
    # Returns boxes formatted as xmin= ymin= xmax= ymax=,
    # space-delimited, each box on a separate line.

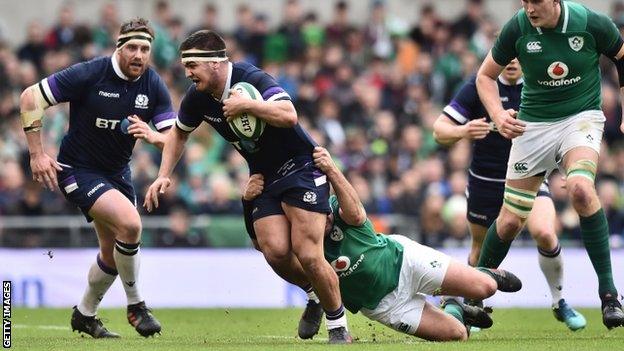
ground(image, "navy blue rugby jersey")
xmin=177 ymin=61 xmax=318 ymax=184
xmin=442 ymin=75 xmax=522 ymax=181
xmin=39 ymin=56 xmax=175 ymax=172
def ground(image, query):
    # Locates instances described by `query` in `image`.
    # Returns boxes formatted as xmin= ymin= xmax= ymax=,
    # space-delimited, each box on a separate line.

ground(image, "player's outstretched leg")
xmin=298 ymin=284 xmax=323 ymax=339
xmin=71 ymin=305 xmax=120 ymax=338
xmin=528 ymin=194 xmax=586 ymax=331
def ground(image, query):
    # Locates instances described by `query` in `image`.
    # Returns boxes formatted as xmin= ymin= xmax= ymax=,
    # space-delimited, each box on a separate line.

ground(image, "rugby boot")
xmin=601 ymin=294 xmax=624 ymax=329
xmin=71 ymin=306 xmax=120 ymax=338
xmin=127 ymin=301 xmax=161 ymax=337
xmin=552 ymin=299 xmax=586 ymax=331
xmin=327 ymin=326 xmax=353 ymax=344
xmin=298 ymin=300 xmax=323 ymax=339
xmin=478 ymin=268 xmax=523 ymax=292
xmin=441 ymin=297 xmax=493 ymax=330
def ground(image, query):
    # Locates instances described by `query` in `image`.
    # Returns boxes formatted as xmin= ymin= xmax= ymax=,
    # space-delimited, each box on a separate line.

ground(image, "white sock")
xmin=77 ymin=255 xmax=117 ymax=316
xmin=325 ymin=305 xmax=348 ymax=330
xmin=302 ymin=284 xmax=320 ymax=303
xmin=113 ymin=239 xmax=143 ymax=305
xmin=538 ymin=244 xmax=564 ymax=305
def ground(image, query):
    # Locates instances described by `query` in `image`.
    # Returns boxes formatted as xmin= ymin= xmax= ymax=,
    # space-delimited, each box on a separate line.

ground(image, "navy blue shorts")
xmin=251 ymin=163 xmax=331 ymax=222
xmin=466 ymin=174 xmax=550 ymax=228
xmin=57 ymin=164 xmax=136 ymax=222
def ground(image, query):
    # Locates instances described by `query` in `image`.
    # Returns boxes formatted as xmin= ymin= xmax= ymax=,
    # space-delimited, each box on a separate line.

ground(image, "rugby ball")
xmin=228 ymin=82 xmax=265 ymax=140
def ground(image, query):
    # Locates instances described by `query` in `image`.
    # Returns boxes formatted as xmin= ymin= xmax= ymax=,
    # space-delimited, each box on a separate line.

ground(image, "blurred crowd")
xmin=2 ymin=0 xmax=624 ymax=248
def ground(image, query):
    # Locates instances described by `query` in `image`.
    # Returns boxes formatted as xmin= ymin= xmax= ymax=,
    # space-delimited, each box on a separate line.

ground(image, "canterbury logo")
xmin=126 ymin=281 xmax=135 ymax=287
xmin=513 ymin=162 xmax=528 ymax=173
xmin=526 ymin=41 xmax=542 ymax=53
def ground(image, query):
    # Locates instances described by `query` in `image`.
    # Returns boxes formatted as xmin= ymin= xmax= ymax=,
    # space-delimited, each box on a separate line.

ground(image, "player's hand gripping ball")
xmin=226 ymin=82 xmax=266 ymax=140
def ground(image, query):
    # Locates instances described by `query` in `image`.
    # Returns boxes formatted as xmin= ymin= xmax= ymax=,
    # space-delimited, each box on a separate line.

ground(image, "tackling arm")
xmin=20 ymin=85 xmax=51 ymax=154
xmin=433 ymin=115 xmax=466 ymax=146
xmin=475 ymin=52 xmax=506 ymax=120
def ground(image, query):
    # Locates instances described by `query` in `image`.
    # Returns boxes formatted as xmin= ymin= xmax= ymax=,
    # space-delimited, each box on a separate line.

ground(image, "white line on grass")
xmin=14 ymin=324 xmax=69 ymax=331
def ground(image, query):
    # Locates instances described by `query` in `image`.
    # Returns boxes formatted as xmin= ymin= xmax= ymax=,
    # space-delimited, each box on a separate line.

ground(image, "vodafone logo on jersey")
xmin=538 ymin=61 xmax=581 ymax=87
xmin=331 ymin=256 xmax=351 ymax=272
xmin=547 ymin=62 xmax=569 ymax=79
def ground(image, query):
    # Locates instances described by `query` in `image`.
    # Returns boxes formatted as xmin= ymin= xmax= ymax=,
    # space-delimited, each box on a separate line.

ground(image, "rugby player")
xmin=475 ymin=0 xmax=624 ymax=328
xmin=244 ymin=146 xmax=523 ymax=341
xmin=20 ymin=18 xmax=172 ymax=338
xmin=143 ymin=30 xmax=351 ymax=343
xmin=433 ymin=59 xmax=585 ymax=330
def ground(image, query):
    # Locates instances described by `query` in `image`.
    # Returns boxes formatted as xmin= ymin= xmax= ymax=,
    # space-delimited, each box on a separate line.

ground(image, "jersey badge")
xmin=568 ymin=36 xmax=584 ymax=52
xmin=303 ymin=191 xmax=317 ymax=204
xmin=526 ymin=41 xmax=542 ymax=53
xmin=135 ymin=94 xmax=149 ymax=109
xmin=330 ymin=227 xmax=344 ymax=241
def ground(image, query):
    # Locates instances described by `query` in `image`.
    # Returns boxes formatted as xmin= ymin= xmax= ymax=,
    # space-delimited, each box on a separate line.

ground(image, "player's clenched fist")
xmin=494 ymin=109 xmax=525 ymax=139
xmin=243 ymin=174 xmax=264 ymax=201
xmin=143 ymin=176 xmax=171 ymax=212
xmin=313 ymin=146 xmax=337 ymax=175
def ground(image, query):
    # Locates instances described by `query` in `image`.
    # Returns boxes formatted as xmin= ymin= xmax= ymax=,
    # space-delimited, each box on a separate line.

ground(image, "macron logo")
xmin=98 ymin=91 xmax=120 ymax=98
xmin=87 ymin=183 xmax=105 ymax=197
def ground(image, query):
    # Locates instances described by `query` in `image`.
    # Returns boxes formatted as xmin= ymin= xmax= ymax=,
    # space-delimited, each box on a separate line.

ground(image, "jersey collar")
xmin=111 ymin=54 xmax=142 ymax=82
xmin=498 ymin=75 xmax=524 ymax=86
xmin=535 ymin=0 xmax=568 ymax=35
xmin=217 ymin=62 xmax=233 ymax=102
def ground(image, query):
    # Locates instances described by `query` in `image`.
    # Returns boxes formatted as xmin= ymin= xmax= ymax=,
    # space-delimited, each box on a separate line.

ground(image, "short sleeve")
xmin=176 ymin=88 xmax=203 ymax=132
xmin=442 ymin=77 xmax=479 ymax=125
xmin=587 ymin=9 xmax=623 ymax=57
xmin=245 ymin=66 xmax=291 ymax=102
xmin=39 ymin=61 xmax=93 ymax=105
xmin=492 ymin=14 xmax=522 ymax=66
xmin=150 ymin=77 xmax=176 ymax=131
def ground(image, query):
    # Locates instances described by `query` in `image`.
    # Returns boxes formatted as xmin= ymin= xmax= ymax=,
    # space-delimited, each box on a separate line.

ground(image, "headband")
xmin=117 ymin=30 xmax=153 ymax=49
xmin=180 ymin=48 xmax=228 ymax=63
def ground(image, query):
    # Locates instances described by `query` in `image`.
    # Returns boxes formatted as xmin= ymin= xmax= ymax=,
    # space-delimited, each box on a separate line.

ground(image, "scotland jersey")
xmin=442 ymin=75 xmax=522 ymax=181
xmin=39 ymin=56 xmax=175 ymax=172
xmin=176 ymin=62 xmax=318 ymax=184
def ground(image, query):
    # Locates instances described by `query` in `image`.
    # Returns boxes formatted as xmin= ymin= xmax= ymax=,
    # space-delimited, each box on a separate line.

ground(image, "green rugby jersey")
xmin=323 ymin=196 xmax=403 ymax=313
xmin=492 ymin=1 xmax=621 ymax=122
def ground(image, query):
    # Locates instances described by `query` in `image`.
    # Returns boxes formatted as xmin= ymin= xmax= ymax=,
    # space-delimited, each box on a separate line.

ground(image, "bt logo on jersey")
xmin=95 ymin=118 xmax=122 ymax=130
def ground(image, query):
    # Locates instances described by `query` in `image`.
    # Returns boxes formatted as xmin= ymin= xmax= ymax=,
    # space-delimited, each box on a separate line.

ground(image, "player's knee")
xmin=496 ymin=214 xmax=523 ymax=239
xmin=116 ymin=218 xmax=142 ymax=242
xmin=262 ymin=248 xmax=291 ymax=267
xmin=481 ymin=277 xmax=498 ymax=298
xmin=530 ymin=226 xmax=554 ymax=246
xmin=568 ymin=180 xmax=596 ymax=211
xmin=438 ymin=324 xmax=468 ymax=341
xmin=294 ymin=252 xmax=324 ymax=273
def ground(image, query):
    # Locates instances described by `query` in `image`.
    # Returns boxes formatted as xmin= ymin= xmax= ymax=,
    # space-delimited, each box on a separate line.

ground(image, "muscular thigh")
xmin=89 ymin=189 xmax=140 ymax=232
xmin=253 ymin=214 xmax=292 ymax=255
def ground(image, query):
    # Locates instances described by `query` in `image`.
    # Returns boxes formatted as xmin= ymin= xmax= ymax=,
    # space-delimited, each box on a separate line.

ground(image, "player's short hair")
xmin=180 ymin=30 xmax=226 ymax=52
xmin=119 ymin=17 xmax=155 ymax=39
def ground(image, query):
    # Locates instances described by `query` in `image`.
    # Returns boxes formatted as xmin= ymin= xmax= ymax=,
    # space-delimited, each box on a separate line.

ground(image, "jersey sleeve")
xmin=176 ymin=88 xmax=203 ymax=132
xmin=442 ymin=77 xmax=479 ymax=125
xmin=244 ymin=66 xmax=291 ymax=102
xmin=150 ymin=76 xmax=176 ymax=132
xmin=492 ymin=13 xmax=522 ymax=66
xmin=39 ymin=61 xmax=93 ymax=105
xmin=586 ymin=9 xmax=623 ymax=57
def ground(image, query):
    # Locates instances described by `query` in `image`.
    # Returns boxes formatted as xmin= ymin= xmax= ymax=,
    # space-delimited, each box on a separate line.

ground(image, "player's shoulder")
xmin=68 ymin=55 xmax=110 ymax=75
xmin=456 ymin=75 xmax=478 ymax=96
xmin=232 ymin=61 xmax=262 ymax=76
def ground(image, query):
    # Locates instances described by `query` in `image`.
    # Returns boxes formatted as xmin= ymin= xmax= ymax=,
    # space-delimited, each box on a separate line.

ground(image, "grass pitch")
xmin=9 ymin=307 xmax=624 ymax=350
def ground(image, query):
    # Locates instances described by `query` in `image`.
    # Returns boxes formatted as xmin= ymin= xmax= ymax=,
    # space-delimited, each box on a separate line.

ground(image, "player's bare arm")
xmin=126 ymin=115 xmax=169 ymax=149
xmin=223 ymin=89 xmax=297 ymax=128
xmin=476 ymin=52 xmax=525 ymax=139
xmin=144 ymin=126 xmax=189 ymax=212
xmin=313 ymin=146 xmax=366 ymax=226
xmin=20 ymin=85 xmax=62 ymax=190
xmin=433 ymin=115 xmax=490 ymax=146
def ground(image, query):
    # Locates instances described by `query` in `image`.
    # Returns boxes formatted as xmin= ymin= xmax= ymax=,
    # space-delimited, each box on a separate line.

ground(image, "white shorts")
xmin=507 ymin=110 xmax=605 ymax=180
xmin=359 ymin=235 xmax=451 ymax=335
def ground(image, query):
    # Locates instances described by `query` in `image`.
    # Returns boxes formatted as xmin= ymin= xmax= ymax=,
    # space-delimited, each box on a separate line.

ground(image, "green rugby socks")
xmin=580 ymin=208 xmax=617 ymax=297
xmin=477 ymin=223 xmax=512 ymax=268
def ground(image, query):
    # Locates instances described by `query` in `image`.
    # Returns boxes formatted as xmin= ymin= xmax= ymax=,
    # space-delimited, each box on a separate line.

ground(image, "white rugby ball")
xmin=228 ymin=82 xmax=266 ymax=140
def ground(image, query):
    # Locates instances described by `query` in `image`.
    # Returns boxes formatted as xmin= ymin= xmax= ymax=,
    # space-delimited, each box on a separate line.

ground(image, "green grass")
xmin=9 ymin=307 xmax=624 ymax=350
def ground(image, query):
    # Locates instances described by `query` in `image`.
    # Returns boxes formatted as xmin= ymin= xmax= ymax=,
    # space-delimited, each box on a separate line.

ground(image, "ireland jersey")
xmin=492 ymin=1 xmax=621 ymax=122
xmin=323 ymin=195 xmax=403 ymax=313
